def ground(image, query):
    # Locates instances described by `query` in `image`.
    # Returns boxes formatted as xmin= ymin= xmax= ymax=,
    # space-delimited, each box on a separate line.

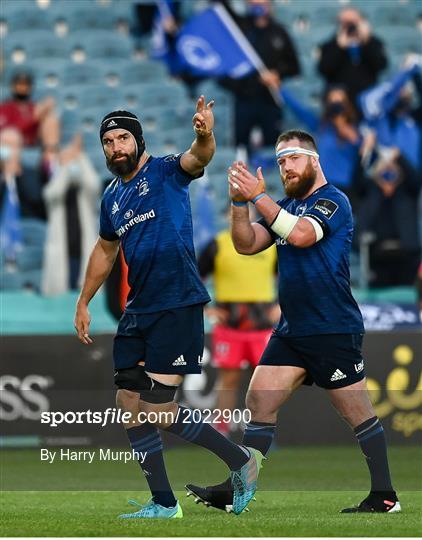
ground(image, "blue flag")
xmin=358 ymin=63 xmax=420 ymax=121
xmin=154 ymin=4 xmax=257 ymax=79
xmin=150 ymin=1 xmax=175 ymax=59
xmin=0 ymin=178 xmax=22 ymax=262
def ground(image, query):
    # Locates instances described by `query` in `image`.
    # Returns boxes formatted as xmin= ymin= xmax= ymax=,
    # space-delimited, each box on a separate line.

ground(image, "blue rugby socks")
xmin=126 ymin=423 xmax=177 ymax=508
xmin=165 ymin=406 xmax=249 ymax=470
xmin=242 ymin=421 xmax=276 ymax=455
xmin=354 ymin=416 xmax=394 ymax=495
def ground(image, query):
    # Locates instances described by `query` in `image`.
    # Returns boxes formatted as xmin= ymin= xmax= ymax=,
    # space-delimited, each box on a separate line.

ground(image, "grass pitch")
xmin=1 ymin=446 xmax=421 ymax=537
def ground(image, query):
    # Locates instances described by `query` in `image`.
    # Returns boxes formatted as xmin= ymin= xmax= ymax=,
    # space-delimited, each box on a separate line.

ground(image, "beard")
xmin=106 ymin=150 xmax=138 ymax=177
xmin=283 ymin=159 xmax=317 ymax=199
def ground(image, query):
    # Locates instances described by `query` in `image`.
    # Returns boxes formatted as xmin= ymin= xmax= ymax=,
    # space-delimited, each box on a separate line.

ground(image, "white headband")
xmin=276 ymin=146 xmax=319 ymax=159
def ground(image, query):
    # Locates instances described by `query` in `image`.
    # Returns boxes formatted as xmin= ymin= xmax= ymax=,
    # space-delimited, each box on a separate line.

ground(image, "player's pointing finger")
xmin=196 ymin=95 xmax=205 ymax=112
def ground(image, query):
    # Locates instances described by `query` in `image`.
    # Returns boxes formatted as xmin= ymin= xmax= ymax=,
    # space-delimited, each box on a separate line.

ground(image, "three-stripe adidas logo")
xmin=330 ymin=369 xmax=347 ymax=382
xmin=107 ymin=120 xmax=118 ymax=128
xmin=111 ymin=201 xmax=119 ymax=215
xmin=172 ymin=355 xmax=187 ymax=366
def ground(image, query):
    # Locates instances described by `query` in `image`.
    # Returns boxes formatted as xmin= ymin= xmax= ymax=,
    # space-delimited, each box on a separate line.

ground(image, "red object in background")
xmin=119 ymin=249 xmax=130 ymax=312
xmin=105 ymin=247 xmax=130 ymax=321
xmin=0 ymin=100 xmax=39 ymax=146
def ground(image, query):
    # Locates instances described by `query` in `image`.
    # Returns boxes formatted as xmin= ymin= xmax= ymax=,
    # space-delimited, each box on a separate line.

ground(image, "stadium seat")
xmin=61 ymin=61 xmax=106 ymax=87
xmin=122 ymin=81 xmax=189 ymax=109
xmin=60 ymin=110 xmax=83 ymax=146
xmin=61 ymin=6 xmax=116 ymax=32
xmin=0 ymin=268 xmax=24 ymax=291
xmin=68 ymin=30 xmax=134 ymax=60
xmin=2 ymin=8 xmax=54 ymax=33
xmin=20 ymin=219 xmax=46 ymax=247
xmin=108 ymin=0 xmax=138 ymax=23
xmin=1 ymin=0 xmax=36 ymax=18
xmin=79 ymin=106 xmax=114 ymax=134
xmin=20 ymin=269 xmax=42 ymax=292
xmin=376 ymin=5 xmax=418 ymax=26
xmin=117 ymin=58 xmax=169 ymax=85
xmin=5 ymin=30 xmax=69 ymax=63
xmin=16 ymin=246 xmax=44 ymax=272
xmin=311 ymin=5 xmax=339 ymax=26
xmin=27 ymin=59 xmax=68 ymax=100
xmin=385 ymin=26 xmax=422 ymax=54
xmin=197 ymin=80 xmax=233 ymax=106
xmin=206 ymin=147 xmax=237 ymax=177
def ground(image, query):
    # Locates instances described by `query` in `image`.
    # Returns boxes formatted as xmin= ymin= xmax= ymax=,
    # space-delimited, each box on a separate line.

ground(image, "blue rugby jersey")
xmin=99 ymin=154 xmax=210 ymax=313
xmin=257 ymin=183 xmax=364 ymax=336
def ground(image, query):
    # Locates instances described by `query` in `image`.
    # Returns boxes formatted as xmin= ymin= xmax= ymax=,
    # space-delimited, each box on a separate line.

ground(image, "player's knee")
xmin=246 ymin=389 xmax=277 ymax=420
xmin=116 ymin=388 xmax=138 ymax=410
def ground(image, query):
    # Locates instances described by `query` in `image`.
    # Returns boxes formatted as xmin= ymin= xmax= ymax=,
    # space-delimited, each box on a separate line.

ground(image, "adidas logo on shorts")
xmin=172 ymin=355 xmax=187 ymax=366
xmin=330 ymin=369 xmax=347 ymax=382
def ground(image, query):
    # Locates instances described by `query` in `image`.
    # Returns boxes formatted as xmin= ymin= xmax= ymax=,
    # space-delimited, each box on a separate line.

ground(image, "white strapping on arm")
xmin=303 ymin=216 xmax=324 ymax=242
xmin=270 ymin=209 xmax=299 ymax=239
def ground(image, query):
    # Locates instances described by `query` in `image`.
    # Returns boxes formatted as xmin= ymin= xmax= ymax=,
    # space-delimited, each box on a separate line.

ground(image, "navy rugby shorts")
xmin=113 ymin=304 xmax=205 ymax=375
xmin=259 ymin=333 xmax=366 ymax=389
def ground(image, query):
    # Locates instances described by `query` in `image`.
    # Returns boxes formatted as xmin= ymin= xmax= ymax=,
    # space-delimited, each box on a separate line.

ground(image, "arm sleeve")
xmin=280 ymin=88 xmax=319 ymax=132
xmin=303 ymin=195 xmax=349 ymax=237
xmin=99 ymin=198 xmax=119 ymax=241
xmin=162 ymin=153 xmax=204 ymax=187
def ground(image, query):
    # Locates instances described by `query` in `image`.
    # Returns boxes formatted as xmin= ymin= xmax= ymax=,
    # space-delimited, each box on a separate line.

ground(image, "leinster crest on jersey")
xmin=138 ymin=179 xmax=150 ymax=197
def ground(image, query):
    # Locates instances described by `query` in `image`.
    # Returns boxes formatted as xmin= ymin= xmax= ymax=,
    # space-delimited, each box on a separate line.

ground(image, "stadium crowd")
xmin=0 ymin=0 xmax=421 ymax=296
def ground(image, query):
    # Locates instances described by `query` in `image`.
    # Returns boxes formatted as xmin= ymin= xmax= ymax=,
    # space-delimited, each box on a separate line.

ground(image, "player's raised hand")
xmin=193 ymin=95 xmax=215 ymax=137
xmin=228 ymin=161 xmax=248 ymax=202
xmin=74 ymin=303 xmax=93 ymax=345
xmin=228 ymin=161 xmax=266 ymax=201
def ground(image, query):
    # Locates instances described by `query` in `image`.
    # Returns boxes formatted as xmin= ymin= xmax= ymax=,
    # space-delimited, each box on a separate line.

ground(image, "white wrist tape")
xmin=270 ymin=209 xmax=299 ymax=239
xmin=303 ymin=216 xmax=324 ymax=242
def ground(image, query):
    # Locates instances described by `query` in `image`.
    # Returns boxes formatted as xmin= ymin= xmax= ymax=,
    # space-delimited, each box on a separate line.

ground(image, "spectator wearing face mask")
xmin=317 ymin=7 xmax=388 ymax=106
xmin=0 ymin=127 xmax=47 ymax=222
xmin=279 ymin=84 xmax=362 ymax=203
xmin=360 ymin=62 xmax=422 ymax=173
xmin=0 ymin=71 xmax=60 ymax=163
xmin=217 ymin=0 xmax=300 ymax=151
xmin=352 ymin=62 xmax=422 ymax=287
xmin=355 ymin=146 xmax=421 ymax=287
